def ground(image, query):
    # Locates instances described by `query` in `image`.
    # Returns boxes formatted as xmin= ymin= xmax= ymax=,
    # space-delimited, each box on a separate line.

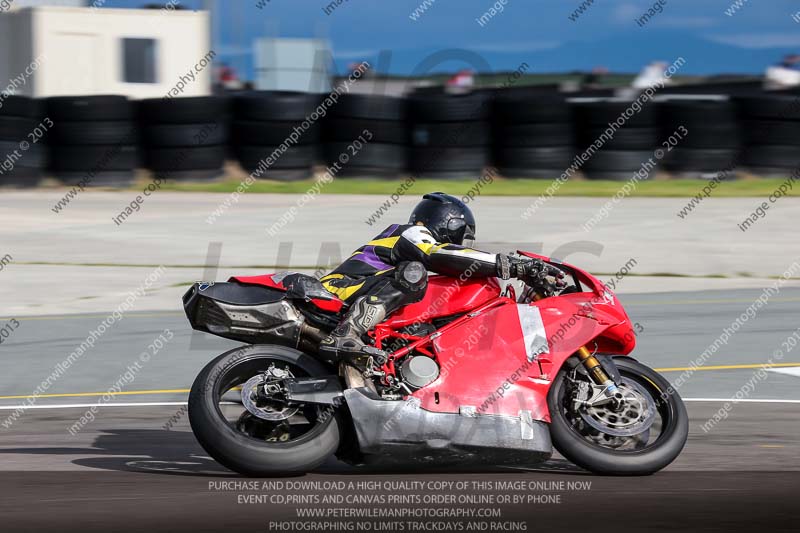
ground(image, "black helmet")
xmin=408 ymin=192 xmax=476 ymax=245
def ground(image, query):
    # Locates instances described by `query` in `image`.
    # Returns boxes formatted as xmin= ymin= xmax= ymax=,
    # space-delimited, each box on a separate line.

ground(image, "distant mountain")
xmin=332 ymin=32 xmax=795 ymax=76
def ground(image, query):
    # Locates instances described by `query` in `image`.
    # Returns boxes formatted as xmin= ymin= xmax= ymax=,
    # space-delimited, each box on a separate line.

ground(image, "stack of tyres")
xmin=658 ymin=99 xmax=740 ymax=176
xmin=0 ymin=96 xmax=46 ymax=187
xmin=140 ymin=96 xmax=229 ymax=181
xmin=736 ymin=94 xmax=800 ymax=175
xmin=47 ymin=95 xmax=138 ymax=186
xmin=323 ymin=94 xmax=406 ymax=177
xmin=233 ymin=91 xmax=320 ymax=181
xmin=573 ymin=99 xmax=660 ymax=181
xmin=408 ymin=90 xmax=491 ymax=178
xmin=492 ymin=90 xmax=574 ymax=178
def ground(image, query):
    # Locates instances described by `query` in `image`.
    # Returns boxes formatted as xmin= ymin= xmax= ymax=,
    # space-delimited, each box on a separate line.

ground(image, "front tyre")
xmin=547 ymin=357 xmax=688 ymax=475
xmin=189 ymin=345 xmax=342 ymax=476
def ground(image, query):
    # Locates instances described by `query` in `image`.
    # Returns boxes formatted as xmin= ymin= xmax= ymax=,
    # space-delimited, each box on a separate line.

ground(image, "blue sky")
xmin=103 ymin=0 xmax=800 ymax=78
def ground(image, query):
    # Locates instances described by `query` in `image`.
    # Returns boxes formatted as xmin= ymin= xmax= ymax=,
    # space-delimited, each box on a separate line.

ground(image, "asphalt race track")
xmin=1 ymin=288 xmax=799 ymax=532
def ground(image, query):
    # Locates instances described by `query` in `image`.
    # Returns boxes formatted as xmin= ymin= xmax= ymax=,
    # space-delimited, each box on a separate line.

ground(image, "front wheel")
xmin=547 ymin=357 xmax=688 ymax=475
xmin=188 ymin=345 xmax=343 ymax=476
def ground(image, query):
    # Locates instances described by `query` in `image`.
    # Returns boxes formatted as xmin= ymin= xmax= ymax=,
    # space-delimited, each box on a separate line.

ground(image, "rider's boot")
xmin=318 ymin=295 xmax=388 ymax=364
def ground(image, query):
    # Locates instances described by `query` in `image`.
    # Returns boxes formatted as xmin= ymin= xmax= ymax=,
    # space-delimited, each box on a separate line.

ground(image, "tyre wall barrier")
xmin=324 ymin=94 xmax=407 ymax=178
xmin=0 ymin=96 xmax=46 ymax=187
xmin=492 ymin=89 xmax=575 ymax=179
xmin=736 ymin=94 xmax=800 ymax=174
xmin=408 ymin=90 xmax=491 ymax=178
xmin=47 ymin=95 xmax=138 ymax=187
xmin=232 ymin=91 xmax=320 ymax=181
xmin=3 ymin=88 xmax=799 ymax=187
xmin=140 ymin=96 xmax=230 ymax=182
xmin=658 ymin=99 xmax=740 ymax=175
xmin=573 ymin=99 xmax=660 ymax=181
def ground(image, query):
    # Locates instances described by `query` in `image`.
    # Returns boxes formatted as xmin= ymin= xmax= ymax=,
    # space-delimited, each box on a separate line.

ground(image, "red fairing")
xmin=229 ymin=274 xmax=288 ymax=291
xmin=415 ymin=290 xmax=634 ymax=421
xmin=378 ymin=254 xmax=637 ymax=423
xmin=229 ymin=274 xmax=343 ymax=313
xmin=309 ymin=297 xmax=344 ymax=313
xmin=384 ymin=275 xmax=502 ymax=328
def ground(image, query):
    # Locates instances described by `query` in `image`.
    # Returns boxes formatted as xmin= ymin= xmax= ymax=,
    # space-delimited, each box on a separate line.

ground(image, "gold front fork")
xmin=576 ymin=345 xmax=613 ymax=386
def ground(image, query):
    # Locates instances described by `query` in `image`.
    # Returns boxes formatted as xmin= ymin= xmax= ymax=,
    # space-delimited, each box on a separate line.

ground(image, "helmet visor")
xmin=462 ymin=224 xmax=476 ymax=248
xmin=446 ymin=218 xmax=468 ymax=245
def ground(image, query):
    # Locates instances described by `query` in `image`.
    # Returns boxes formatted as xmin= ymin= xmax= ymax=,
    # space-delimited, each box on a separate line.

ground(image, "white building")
xmin=0 ymin=5 xmax=211 ymax=98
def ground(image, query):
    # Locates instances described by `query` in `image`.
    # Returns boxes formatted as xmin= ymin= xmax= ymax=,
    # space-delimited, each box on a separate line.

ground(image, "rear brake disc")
xmin=240 ymin=371 xmax=299 ymax=422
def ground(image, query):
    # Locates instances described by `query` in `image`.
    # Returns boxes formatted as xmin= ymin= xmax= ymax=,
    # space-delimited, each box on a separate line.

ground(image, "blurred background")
xmin=2 ymin=7 xmax=800 ymax=519
xmin=4 ymin=0 xmax=800 ymax=92
xmin=0 ymin=0 xmax=799 ymax=184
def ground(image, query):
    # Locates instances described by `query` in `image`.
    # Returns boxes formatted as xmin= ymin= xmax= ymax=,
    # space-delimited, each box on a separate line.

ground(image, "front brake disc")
xmin=579 ymin=379 xmax=656 ymax=437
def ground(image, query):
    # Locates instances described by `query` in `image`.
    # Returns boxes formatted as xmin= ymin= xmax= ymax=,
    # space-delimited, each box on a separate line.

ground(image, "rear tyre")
xmin=547 ymin=357 xmax=688 ymax=475
xmin=189 ymin=345 xmax=343 ymax=476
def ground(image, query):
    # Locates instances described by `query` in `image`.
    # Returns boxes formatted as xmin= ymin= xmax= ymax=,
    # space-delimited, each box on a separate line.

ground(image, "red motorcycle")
xmin=184 ymin=251 xmax=688 ymax=476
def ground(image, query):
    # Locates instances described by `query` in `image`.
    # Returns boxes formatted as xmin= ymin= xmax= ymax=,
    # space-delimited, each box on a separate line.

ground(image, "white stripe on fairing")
xmin=516 ymin=304 xmax=549 ymax=362
xmin=767 ymin=367 xmax=800 ymax=378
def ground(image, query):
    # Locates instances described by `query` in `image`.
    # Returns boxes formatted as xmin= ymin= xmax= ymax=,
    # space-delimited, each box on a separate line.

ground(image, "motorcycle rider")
xmin=318 ymin=192 xmax=566 ymax=363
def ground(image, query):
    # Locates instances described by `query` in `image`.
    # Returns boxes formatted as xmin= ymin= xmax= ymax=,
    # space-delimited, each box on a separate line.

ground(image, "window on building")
xmin=122 ymin=38 xmax=157 ymax=83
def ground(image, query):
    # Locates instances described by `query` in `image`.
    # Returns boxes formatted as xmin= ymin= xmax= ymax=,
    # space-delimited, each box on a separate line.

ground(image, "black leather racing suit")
xmin=320 ymin=223 xmax=501 ymax=313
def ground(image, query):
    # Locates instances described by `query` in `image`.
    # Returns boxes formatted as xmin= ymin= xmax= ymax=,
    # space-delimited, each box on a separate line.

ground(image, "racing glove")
xmin=496 ymin=255 xmax=567 ymax=296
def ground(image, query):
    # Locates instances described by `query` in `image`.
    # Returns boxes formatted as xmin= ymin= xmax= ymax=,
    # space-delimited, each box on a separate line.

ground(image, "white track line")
xmin=0 ymin=399 xmax=798 ymax=410
xmin=768 ymin=367 xmax=800 ymax=378
xmin=682 ymin=398 xmax=800 ymax=403
xmin=0 ymin=402 xmax=188 ymax=410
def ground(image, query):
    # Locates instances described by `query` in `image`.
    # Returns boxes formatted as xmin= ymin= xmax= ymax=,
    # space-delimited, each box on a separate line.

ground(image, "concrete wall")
xmin=0 ymin=15 xmax=10 ymax=92
xmin=0 ymin=6 xmax=211 ymax=98
xmin=254 ymin=38 xmax=332 ymax=93
xmin=0 ymin=9 xmax=36 ymax=97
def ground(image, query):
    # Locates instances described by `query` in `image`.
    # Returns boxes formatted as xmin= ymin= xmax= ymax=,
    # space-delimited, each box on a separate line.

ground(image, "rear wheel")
xmin=547 ymin=357 xmax=688 ymax=475
xmin=189 ymin=345 xmax=342 ymax=476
